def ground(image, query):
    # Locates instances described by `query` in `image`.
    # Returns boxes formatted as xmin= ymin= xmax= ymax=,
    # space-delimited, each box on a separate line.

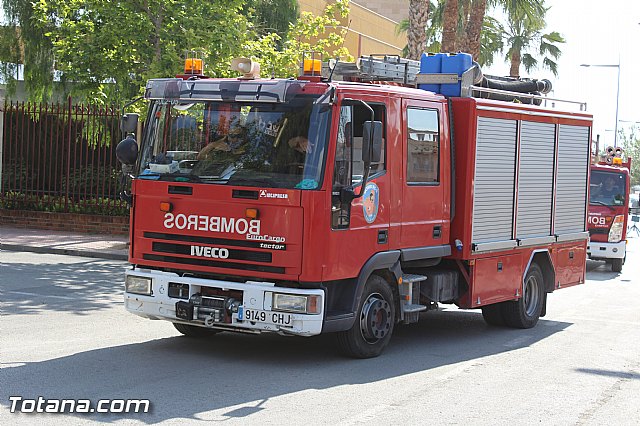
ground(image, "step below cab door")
xmin=400 ymin=99 xmax=450 ymax=250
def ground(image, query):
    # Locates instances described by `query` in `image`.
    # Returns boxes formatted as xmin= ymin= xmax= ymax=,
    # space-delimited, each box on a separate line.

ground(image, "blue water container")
xmin=440 ymin=52 xmax=473 ymax=96
xmin=418 ymin=52 xmax=444 ymax=93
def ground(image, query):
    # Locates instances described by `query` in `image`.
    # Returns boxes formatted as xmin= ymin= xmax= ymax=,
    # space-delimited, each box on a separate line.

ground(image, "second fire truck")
xmin=587 ymin=146 xmax=631 ymax=272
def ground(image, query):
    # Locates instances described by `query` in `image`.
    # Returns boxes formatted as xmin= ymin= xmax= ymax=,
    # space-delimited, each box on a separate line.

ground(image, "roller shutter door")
xmin=554 ymin=125 xmax=590 ymax=235
xmin=472 ymin=117 xmax=517 ymax=244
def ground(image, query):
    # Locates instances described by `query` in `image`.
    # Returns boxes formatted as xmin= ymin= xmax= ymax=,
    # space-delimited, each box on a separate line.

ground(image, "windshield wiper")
xmin=227 ymin=176 xmax=279 ymax=188
xmin=590 ymin=200 xmax=615 ymax=210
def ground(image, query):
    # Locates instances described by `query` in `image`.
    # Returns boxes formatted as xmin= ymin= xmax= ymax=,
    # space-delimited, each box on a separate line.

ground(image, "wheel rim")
xmin=523 ymin=273 xmax=541 ymax=317
xmin=359 ymin=293 xmax=392 ymax=344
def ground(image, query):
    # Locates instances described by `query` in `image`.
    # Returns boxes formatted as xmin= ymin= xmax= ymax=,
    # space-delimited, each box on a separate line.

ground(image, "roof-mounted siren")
xmin=603 ymin=146 xmax=624 ymax=165
xmin=231 ymin=58 xmax=261 ymax=80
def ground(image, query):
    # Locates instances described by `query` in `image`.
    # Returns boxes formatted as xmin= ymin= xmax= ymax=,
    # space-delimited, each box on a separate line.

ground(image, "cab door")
xmin=400 ymin=99 xmax=450 ymax=249
xmin=321 ymin=94 xmax=391 ymax=281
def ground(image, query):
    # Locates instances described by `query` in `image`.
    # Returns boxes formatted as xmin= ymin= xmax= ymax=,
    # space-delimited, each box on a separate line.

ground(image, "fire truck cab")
xmin=117 ymin=55 xmax=592 ymax=358
xmin=587 ymin=147 xmax=631 ymax=272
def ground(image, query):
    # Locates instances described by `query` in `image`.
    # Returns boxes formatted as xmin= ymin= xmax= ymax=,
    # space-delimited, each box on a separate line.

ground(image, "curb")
xmin=0 ymin=243 xmax=128 ymax=261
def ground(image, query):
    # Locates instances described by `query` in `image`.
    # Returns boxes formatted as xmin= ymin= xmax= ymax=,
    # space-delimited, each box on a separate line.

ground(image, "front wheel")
xmin=502 ymin=263 xmax=545 ymax=329
xmin=336 ymin=275 xmax=396 ymax=358
xmin=611 ymin=257 xmax=623 ymax=273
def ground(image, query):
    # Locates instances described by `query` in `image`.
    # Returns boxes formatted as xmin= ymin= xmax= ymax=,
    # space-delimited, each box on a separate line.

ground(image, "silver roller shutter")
xmin=472 ymin=117 xmax=517 ymax=244
xmin=516 ymin=121 xmax=556 ymax=239
xmin=554 ymin=124 xmax=590 ymax=235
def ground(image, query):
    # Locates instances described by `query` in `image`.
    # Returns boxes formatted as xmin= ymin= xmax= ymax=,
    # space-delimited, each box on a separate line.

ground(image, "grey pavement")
xmin=0 ymin=226 xmax=129 ymax=260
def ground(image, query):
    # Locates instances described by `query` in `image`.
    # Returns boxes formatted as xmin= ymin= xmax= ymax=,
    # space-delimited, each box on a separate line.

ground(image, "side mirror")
xmin=116 ymin=135 xmax=139 ymax=166
xmin=121 ymin=113 xmax=139 ymax=135
xmin=361 ymin=120 xmax=382 ymax=163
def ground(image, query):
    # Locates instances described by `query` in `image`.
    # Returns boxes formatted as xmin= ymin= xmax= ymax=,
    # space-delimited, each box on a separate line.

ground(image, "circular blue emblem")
xmin=362 ymin=182 xmax=379 ymax=224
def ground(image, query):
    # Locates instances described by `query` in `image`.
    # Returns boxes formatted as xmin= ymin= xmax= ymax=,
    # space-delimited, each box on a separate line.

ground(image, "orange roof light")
xmin=303 ymin=59 xmax=322 ymax=75
xmin=160 ymin=202 xmax=173 ymax=213
xmin=245 ymin=208 xmax=259 ymax=219
xmin=184 ymin=58 xmax=203 ymax=75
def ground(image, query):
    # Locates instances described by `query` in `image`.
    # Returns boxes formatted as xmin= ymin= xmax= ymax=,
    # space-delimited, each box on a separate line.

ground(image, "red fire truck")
xmin=587 ymin=146 xmax=631 ymax=272
xmin=116 ymin=55 xmax=592 ymax=358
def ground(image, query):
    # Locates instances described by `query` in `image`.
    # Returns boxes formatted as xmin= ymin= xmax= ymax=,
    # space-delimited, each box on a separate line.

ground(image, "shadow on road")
xmin=575 ymin=368 xmax=640 ymax=380
xmin=0 ymin=260 xmax=127 ymax=315
xmin=0 ymin=309 xmax=571 ymax=422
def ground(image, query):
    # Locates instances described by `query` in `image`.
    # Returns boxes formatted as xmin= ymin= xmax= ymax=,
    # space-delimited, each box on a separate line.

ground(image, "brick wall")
xmin=0 ymin=209 xmax=130 ymax=235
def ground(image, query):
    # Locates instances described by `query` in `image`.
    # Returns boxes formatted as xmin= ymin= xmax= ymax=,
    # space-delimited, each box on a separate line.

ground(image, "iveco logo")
xmin=190 ymin=246 xmax=230 ymax=259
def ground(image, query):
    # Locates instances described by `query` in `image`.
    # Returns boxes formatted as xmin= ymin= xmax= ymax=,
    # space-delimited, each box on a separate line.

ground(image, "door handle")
xmin=433 ymin=226 xmax=442 ymax=239
xmin=377 ymin=229 xmax=388 ymax=244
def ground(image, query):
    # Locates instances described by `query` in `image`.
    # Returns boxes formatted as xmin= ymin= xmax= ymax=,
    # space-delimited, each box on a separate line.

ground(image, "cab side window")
xmin=332 ymin=102 xmax=387 ymax=229
xmin=407 ymin=108 xmax=440 ymax=184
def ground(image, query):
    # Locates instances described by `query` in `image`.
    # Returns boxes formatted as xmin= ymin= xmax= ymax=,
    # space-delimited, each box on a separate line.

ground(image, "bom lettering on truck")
xmin=163 ymin=213 xmax=260 ymax=235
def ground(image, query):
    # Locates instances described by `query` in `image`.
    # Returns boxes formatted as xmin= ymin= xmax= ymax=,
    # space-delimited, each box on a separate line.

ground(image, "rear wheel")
xmin=502 ymin=263 xmax=545 ymax=329
xmin=173 ymin=323 xmax=223 ymax=338
xmin=611 ymin=258 xmax=623 ymax=273
xmin=337 ymin=275 xmax=396 ymax=358
xmin=481 ymin=303 xmax=505 ymax=326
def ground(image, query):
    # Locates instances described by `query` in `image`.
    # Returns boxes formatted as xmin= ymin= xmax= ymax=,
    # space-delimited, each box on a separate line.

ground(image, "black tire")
xmin=481 ymin=303 xmax=505 ymax=326
xmin=611 ymin=258 xmax=623 ymax=273
xmin=502 ymin=263 xmax=545 ymax=329
xmin=336 ymin=275 xmax=396 ymax=359
xmin=173 ymin=322 xmax=223 ymax=338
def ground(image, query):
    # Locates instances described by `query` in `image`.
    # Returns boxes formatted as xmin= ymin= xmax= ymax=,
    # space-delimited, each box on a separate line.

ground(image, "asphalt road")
xmin=0 ymin=240 xmax=639 ymax=425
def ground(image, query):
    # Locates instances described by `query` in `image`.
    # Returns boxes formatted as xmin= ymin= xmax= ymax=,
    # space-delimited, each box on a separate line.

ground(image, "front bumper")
xmin=587 ymin=240 xmax=626 ymax=259
xmin=124 ymin=269 xmax=324 ymax=336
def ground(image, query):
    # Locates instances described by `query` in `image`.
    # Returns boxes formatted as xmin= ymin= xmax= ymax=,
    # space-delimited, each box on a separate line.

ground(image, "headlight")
xmin=125 ymin=276 xmax=152 ymax=295
xmin=272 ymin=293 xmax=321 ymax=314
xmin=608 ymin=215 xmax=625 ymax=243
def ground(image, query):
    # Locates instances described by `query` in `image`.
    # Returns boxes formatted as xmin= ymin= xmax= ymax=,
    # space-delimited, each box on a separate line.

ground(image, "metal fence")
xmin=0 ymin=98 xmax=128 ymax=216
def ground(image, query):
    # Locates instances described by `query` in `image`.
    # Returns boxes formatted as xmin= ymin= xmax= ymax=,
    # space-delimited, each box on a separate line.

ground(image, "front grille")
xmin=144 ymin=232 xmax=286 ymax=251
xmin=589 ymin=228 xmax=608 ymax=236
xmin=143 ymin=254 xmax=285 ymax=274
xmin=152 ymin=242 xmax=272 ymax=263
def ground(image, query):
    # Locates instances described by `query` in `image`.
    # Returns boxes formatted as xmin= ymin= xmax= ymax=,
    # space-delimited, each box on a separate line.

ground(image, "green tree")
xmin=1 ymin=0 xmax=56 ymax=102
xmin=243 ymin=0 xmax=299 ymax=42
xmin=618 ymin=126 xmax=640 ymax=188
xmin=407 ymin=0 xmax=430 ymax=60
xmin=502 ymin=3 xmax=564 ymax=77
xmin=243 ymin=0 xmax=352 ymax=78
xmin=33 ymin=0 xmax=250 ymax=104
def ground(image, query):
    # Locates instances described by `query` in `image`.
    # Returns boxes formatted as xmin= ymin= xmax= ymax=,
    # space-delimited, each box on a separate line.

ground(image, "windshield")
xmin=589 ymin=170 xmax=627 ymax=206
xmin=137 ymin=96 xmax=330 ymax=189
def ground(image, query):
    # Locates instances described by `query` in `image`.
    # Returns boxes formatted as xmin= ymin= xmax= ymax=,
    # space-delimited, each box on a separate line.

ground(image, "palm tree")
xmin=407 ymin=0 xmax=430 ymax=60
xmin=503 ymin=6 xmax=564 ymax=77
xmin=441 ymin=0 xmax=459 ymax=52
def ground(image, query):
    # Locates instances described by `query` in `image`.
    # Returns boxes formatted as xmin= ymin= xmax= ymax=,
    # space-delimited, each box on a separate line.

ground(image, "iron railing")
xmin=0 ymin=98 xmax=128 ymax=215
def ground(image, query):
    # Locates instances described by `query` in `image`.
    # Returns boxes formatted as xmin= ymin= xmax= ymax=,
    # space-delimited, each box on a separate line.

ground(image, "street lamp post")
xmin=580 ymin=61 xmax=621 ymax=147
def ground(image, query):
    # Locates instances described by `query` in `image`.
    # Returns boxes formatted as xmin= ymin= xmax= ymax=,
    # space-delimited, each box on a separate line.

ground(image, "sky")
xmin=484 ymin=0 xmax=640 ymax=148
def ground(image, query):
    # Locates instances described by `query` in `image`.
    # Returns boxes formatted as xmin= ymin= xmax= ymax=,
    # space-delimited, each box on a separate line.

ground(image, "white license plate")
xmin=240 ymin=308 xmax=292 ymax=326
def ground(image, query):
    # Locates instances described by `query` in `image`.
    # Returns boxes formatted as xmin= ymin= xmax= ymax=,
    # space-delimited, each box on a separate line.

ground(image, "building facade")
xmin=299 ymin=0 xmax=408 ymax=57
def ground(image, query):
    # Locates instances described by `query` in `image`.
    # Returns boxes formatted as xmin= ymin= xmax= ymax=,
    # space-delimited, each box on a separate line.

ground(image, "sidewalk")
xmin=0 ymin=226 xmax=129 ymax=261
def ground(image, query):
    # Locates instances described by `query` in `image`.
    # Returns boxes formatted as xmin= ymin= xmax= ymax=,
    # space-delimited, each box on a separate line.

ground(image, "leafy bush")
xmin=0 ymin=192 xmax=128 ymax=216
